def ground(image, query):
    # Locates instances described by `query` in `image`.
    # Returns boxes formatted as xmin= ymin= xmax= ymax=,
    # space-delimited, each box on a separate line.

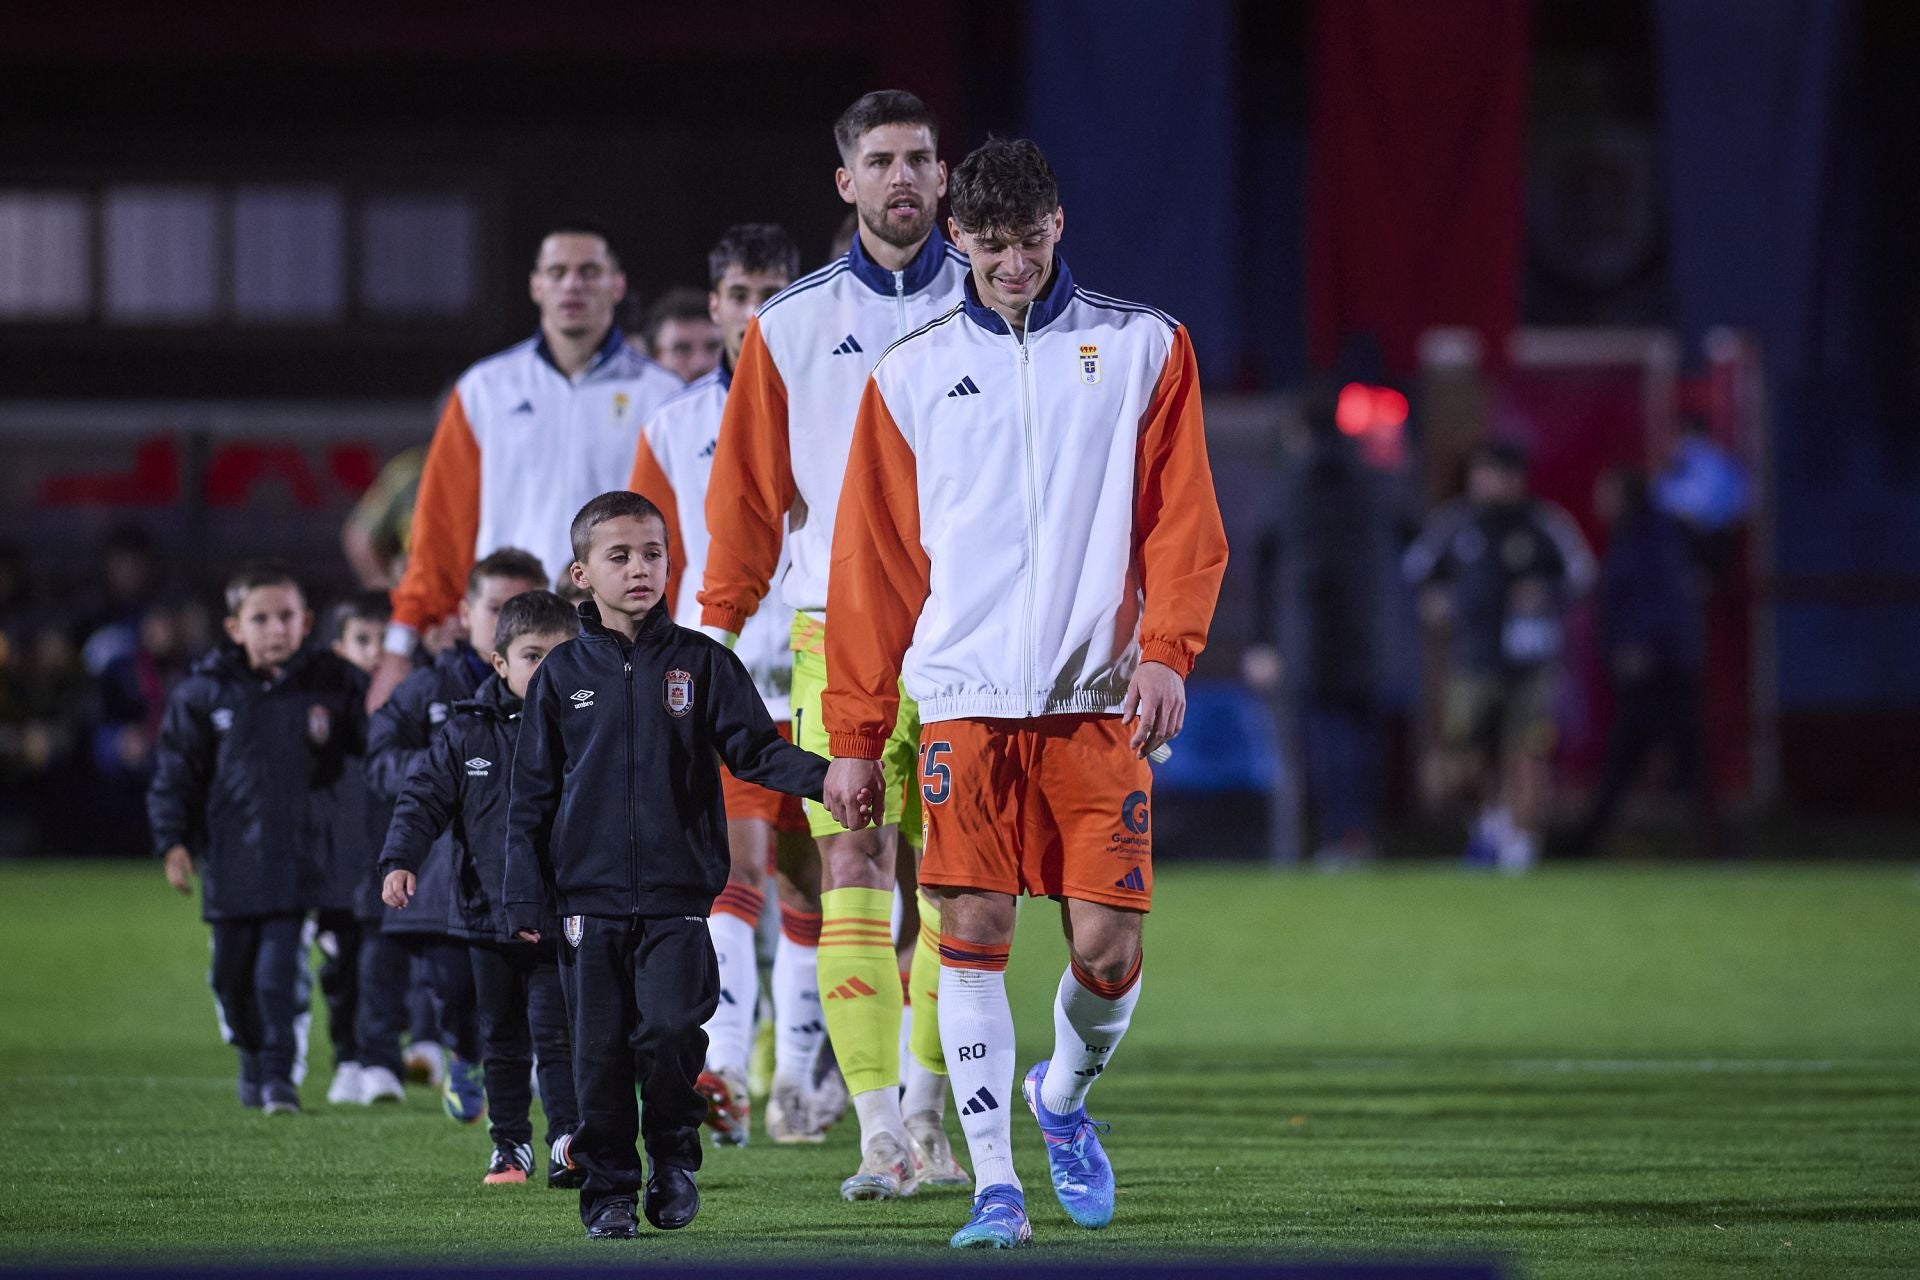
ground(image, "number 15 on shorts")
xmin=920 ymin=741 xmax=952 ymax=805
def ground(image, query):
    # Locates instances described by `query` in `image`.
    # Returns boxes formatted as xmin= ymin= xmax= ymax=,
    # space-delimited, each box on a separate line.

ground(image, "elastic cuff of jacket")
xmin=383 ymin=620 xmax=419 ymax=656
xmin=377 ymin=860 xmax=414 ymax=877
xmin=828 ymin=731 xmax=886 ymax=760
xmin=1140 ymin=639 xmax=1194 ymax=676
xmin=701 ymin=602 xmax=748 ymax=635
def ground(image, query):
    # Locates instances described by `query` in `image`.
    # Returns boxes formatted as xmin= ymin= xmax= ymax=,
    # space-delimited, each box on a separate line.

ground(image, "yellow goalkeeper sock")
xmin=818 ymin=887 xmax=902 ymax=1096
xmin=908 ymin=891 xmax=947 ymax=1074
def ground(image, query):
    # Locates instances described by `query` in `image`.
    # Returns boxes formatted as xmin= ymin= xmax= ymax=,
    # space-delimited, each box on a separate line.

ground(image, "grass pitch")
xmin=0 ymin=859 xmax=1915 ymax=1276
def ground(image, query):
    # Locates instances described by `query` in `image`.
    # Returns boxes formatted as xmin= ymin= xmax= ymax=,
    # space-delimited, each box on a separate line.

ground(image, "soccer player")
xmin=820 ymin=137 xmax=1228 ymax=1248
xmin=360 ymin=548 xmax=547 ymax=1112
xmin=367 ymin=222 xmax=682 ymax=712
xmin=629 ymin=222 xmax=831 ymax=1146
xmin=639 ymin=286 xmax=724 ymax=384
xmin=1401 ymin=440 xmax=1594 ymax=871
xmin=150 ymin=563 xmax=369 ymax=1115
xmin=503 ymin=491 xmax=828 ymax=1239
xmin=700 ymin=89 xmax=972 ymax=1200
xmin=381 ymin=589 xmax=582 ymax=1187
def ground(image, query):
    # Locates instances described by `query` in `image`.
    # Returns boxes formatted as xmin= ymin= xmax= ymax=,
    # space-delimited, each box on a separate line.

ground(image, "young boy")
xmin=361 ymin=547 xmax=547 ymax=1111
xmin=311 ymin=590 xmax=394 ymax=1105
xmin=150 ymin=563 xmax=367 ymax=1115
xmin=505 ymin=491 xmax=829 ymax=1240
xmin=381 ymin=589 xmax=582 ymax=1186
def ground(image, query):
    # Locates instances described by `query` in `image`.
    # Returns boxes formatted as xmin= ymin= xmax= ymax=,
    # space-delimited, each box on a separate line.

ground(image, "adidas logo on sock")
xmin=825 ymin=976 xmax=879 ymax=1000
xmin=960 ymin=1086 xmax=998 ymax=1115
xmin=830 ymin=334 xmax=864 ymax=355
xmin=1113 ymin=867 xmax=1146 ymax=891
xmin=945 ymin=375 xmax=981 ymax=398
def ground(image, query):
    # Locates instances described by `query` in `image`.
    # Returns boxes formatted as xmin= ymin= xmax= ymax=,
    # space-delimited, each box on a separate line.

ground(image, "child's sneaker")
xmin=326 ymin=1062 xmax=364 ymax=1105
xmin=357 ymin=1065 xmax=405 ymax=1104
xmin=483 ymin=1141 xmax=534 ymax=1185
xmin=403 ymin=1039 xmax=446 ymax=1087
xmin=236 ymin=1052 xmax=263 ymax=1110
xmin=441 ymin=1053 xmax=486 ymax=1125
xmin=548 ymin=1133 xmax=584 ymax=1189
xmin=261 ymin=1079 xmax=301 ymax=1116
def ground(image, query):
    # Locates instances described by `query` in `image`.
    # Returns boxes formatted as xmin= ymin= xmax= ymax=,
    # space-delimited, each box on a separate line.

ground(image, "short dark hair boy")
xmin=150 ymin=564 xmax=367 ymax=1115
xmin=505 ymin=492 xmax=827 ymax=1239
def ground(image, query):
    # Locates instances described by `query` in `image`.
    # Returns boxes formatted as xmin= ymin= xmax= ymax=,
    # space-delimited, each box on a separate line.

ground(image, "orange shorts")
xmin=720 ymin=722 xmax=809 ymax=834
xmin=917 ymin=715 xmax=1153 ymax=910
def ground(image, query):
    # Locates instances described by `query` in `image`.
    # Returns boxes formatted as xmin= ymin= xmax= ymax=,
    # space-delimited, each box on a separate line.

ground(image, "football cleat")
xmin=809 ymin=1061 xmax=850 ymax=1132
xmin=483 ymin=1141 xmax=534 ymax=1185
xmin=949 ymin=1184 xmax=1032 ymax=1249
xmin=765 ymin=1077 xmax=824 ymax=1144
xmin=905 ymin=1110 xmax=972 ymax=1188
xmin=441 ymin=1053 xmax=486 ymax=1125
xmin=1023 ymin=1060 xmax=1115 ymax=1228
xmin=839 ymin=1132 xmax=919 ymax=1201
xmin=696 ymin=1067 xmax=751 ymax=1147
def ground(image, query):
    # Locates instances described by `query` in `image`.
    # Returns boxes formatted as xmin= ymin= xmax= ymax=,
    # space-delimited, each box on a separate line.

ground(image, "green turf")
xmin=0 ymin=860 xmax=1915 ymax=1276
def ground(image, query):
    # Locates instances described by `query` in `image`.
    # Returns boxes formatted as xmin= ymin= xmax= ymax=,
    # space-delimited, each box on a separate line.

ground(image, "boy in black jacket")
xmin=505 ymin=492 xmax=829 ymax=1240
xmin=360 ymin=547 xmax=547 ymax=1110
xmin=380 ymin=590 xmax=582 ymax=1187
xmin=151 ymin=563 xmax=366 ymax=1115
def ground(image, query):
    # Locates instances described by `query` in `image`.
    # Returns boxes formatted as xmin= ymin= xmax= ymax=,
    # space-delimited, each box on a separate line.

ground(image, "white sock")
xmin=902 ymin=1051 xmax=948 ymax=1118
xmin=771 ymin=933 xmax=823 ymax=1084
xmin=1040 ymin=955 xmax=1142 ymax=1116
xmin=851 ymin=1085 xmax=908 ymax=1153
xmin=703 ymin=911 xmax=759 ymax=1075
xmin=938 ymin=962 xmax=1019 ymax=1191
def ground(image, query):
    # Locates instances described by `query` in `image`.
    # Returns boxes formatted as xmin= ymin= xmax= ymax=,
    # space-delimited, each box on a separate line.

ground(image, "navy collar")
xmin=847 ymin=228 xmax=954 ymax=297
xmin=576 ymin=597 xmax=675 ymax=645
xmin=534 ymin=324 xmax=627 ymax=379
xmin=713 ymin=357 xmax=733 ymax=393
xmin=961 ymin=255 xmax=1076 ymax=337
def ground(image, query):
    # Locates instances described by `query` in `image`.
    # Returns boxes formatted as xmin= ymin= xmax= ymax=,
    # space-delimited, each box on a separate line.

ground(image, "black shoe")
xmin=585 ymin=1197 xmax=639 ymax=1240
xmin=261 ymin=1079 xmax=301 ymax=1116
xmin=237 ymin=1053 xmax=263 ymax=1109
xmin=644 ymin=1165 xmax=699 ymax=1231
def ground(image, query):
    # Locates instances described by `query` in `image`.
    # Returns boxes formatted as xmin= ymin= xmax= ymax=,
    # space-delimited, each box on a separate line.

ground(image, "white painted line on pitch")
xmin=1290 ymin=1057 xmax=1849 ymax=1073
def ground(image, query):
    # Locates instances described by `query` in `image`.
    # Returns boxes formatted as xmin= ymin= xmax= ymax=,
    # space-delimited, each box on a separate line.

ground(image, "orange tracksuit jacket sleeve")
xmin=698 ymin=316 xmax=794 ymax=635
xmin=627 ymin=430 xmax=687 ymax=604
xmin=1134 ymin=326 xmax=1229 ymax=676
xmin=390 ymin=390 xmax=481 ymax=632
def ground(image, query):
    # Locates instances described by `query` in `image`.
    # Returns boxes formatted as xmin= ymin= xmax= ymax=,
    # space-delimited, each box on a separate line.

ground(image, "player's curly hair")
xmin=948 ymin=136 xmax=1058 ymax=239
xmin=492 ymin=589 xmax=578 ymax=656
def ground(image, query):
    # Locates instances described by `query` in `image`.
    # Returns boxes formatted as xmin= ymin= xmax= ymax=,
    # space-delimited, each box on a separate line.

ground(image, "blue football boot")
xmin=949 ymin=1183 xmax=1032 ymax=1249
xmin=1022 ymin=1060 xmax=1115 ymax=1228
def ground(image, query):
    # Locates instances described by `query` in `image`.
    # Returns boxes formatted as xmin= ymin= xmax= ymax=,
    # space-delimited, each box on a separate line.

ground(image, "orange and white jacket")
xmin=628 ymin=365 xmax=796 ymax=718
xmin=823 ymin=258 xmax=1229 ymax=757
xmin=388 ymin=328 xmax=682 ymax=641
xmin=698 ymin=231 xmax=970 ymax=633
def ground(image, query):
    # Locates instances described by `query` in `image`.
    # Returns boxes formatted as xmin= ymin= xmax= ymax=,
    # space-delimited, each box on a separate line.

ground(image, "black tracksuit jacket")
xmin=365 ymin=643 xmax=491 ymax=936
xmin=503 ymin=599 xmax=827 ymax=933
xmin=147 ymin=644 xmax=367 ymax=923
xmin=378 ymin=674 xmax=528 ymax=943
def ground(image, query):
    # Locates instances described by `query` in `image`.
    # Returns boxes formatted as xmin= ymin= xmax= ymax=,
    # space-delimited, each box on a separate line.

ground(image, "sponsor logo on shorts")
xmin=1122 ymin=791 xmax=1150 ymax=835
xmin=1107 ymin=789 xmax=1152 ymax=858
xmin=1113 ymin=867 xmax=1147 ymax=892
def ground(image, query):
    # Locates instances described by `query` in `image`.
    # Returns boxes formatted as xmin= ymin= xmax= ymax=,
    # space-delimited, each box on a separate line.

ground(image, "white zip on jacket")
xmin=628 ymin=364 xmax=795 ymax=718
xmin=698 ymin=231 xmax=970 ymax=633
xmin=389 ymin=328 xmax=683 ymax=638
xmin=821 ymin=257 xmax=1229 ymax=757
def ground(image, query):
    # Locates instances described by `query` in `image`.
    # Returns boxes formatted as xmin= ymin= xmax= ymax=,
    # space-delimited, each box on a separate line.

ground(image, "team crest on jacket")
xmin=612 ymin=392 xmax=631 ymax=422
xmin=563 ymin=915 xmax=583 ymax=947
xmin=664 ymin=669 xmax=694 ymax=717
xmin=308 ymin=705 xmax=332 ymax=746
xmin=1078 ymin=344 xmax=1102 ymax=385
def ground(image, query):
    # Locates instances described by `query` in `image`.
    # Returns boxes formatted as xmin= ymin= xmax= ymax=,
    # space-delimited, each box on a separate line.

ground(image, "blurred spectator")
xmin=326 ymin=591 xmax=394 ymax=676
xmin=1656 ymin=413 xmax=1749 ymax=575
xmin=638 ymin=286 xmax=722 ymax=382
xmin=90 ymin=597 xmax=213 ymax=853
xmin=1403 ymin=441 xmax=1595 ymax=872
xmin=1246 ymin=389 xmax=1388 ymax=866
xmin=828 ymin=210 xmax=858 ymax=262
xmin=341 ymin=445 xmax=426 ymax=589
xmin=1566 ymin=467 xmax=1723 ymax=859
xmin=75 ymin=524 xmax=164 ymax=675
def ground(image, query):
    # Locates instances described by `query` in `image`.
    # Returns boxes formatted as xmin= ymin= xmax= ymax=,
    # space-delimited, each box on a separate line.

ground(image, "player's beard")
xmin=858 ymin=195 xmax=937 ymax=252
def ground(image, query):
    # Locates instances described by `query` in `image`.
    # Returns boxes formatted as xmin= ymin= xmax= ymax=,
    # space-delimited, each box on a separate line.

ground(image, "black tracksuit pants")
xmin=209 ymin=913 xmax=305 ymax=1086
xmin=564 ymin=914 xmax=718 ymax=1221
xmin=471 ymin=937 xmax=578 ymax=1149
xmin=313 ymin=909 xmax=362 ymax=1067
xmin=357 ymin=933 xmax=481 ymax=1076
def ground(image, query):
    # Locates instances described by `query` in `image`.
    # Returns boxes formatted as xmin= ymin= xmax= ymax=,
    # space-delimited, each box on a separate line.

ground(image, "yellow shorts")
xmin=789 ymin=613 xmax=923 ymax=845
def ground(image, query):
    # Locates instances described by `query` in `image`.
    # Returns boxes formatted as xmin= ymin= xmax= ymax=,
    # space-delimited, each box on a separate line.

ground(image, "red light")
xmin=1336 ymin=383 xmax=1408 ymax=435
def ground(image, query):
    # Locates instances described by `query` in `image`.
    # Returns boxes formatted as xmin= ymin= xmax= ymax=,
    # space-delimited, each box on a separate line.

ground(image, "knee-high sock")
xmin=1039 ymin=951 xmax=1143 ymax=1117
xmin=703 ymin=882 xmax=764 ymax=1075
xmin=907 ymin=892 xmax=947 ymax=1075
xmin=938 ymin=934 xmax=1018 ymax=1191
xmin=818 ymin=886 xmax=901 ymax=1098
xmin=772 ymin=906 xmax=823 ymax=1084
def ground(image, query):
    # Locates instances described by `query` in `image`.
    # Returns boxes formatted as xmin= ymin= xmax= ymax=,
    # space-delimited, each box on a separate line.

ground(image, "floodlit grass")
xmin=1 ymin=860 xmax=1915 ymax=1276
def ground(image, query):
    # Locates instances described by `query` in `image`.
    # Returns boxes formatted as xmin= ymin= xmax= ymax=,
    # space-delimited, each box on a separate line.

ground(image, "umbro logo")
xmin=959 ymin=1086 xmax=998 ymax=1116
xmin=510 ymin=400 xmax=535 ymax=415
xmin=464 ymin=757 xmax=491 ymax=776
xmin=825 ymin=975 xmax=879 ymax=1001
xmin=945 ymin=375 xmax=982 ymax=398
xmin=1114 ymin=867 xmax=1146 ymax=892
xmin=570 ymin=689 xmax=595 ymax=710
xmin=830 ymin=334 xmax=863 ymax=355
